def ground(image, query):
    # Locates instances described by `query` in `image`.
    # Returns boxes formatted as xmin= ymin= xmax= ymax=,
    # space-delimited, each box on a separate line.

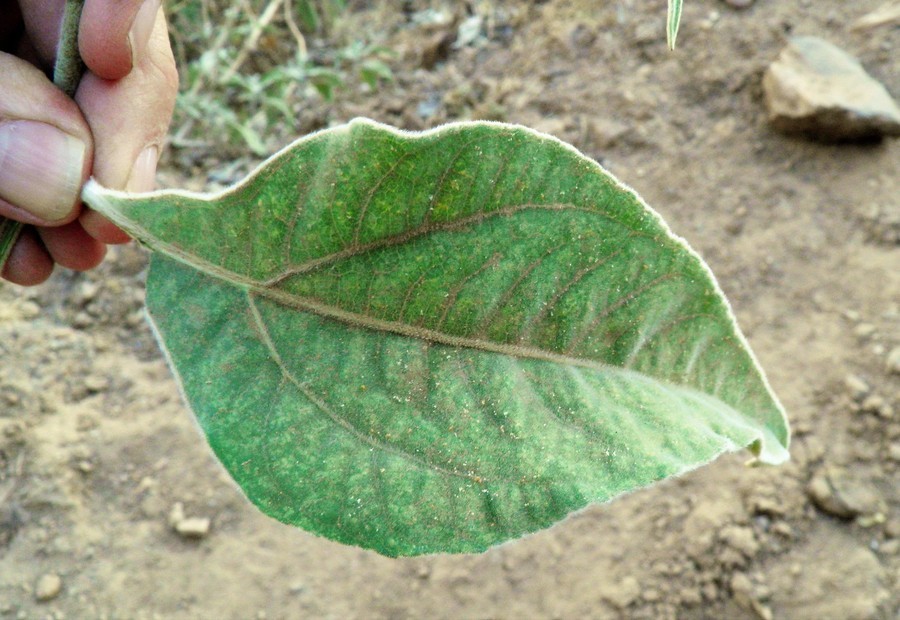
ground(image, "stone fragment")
xmin=762 ymin=36 xmax=900 ymax=141
xmin=34 ymin=573 xmax=62 ymax=602
xmin=806 ymin=468 xmax=883 ymax=518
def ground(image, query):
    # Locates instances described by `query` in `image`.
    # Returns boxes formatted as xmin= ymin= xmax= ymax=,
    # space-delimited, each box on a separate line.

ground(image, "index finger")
xmin=80 ymin=0 xmax=161 ymax=79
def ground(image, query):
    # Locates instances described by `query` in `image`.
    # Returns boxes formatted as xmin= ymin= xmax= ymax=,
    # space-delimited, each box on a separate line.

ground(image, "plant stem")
xmin=55 ymin=0 xmax=87 ymax=98
xmin=0 ymin=0 xmax=86 ymax=275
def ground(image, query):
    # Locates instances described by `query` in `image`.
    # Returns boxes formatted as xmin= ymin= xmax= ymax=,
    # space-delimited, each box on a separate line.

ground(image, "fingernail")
xmin=128 ymin=0 xmax=161 ymax=67
xmin=126 ymin=146 xmax=159 ymax=193
xmin=0 ymin=121 xmax=86 ymax=222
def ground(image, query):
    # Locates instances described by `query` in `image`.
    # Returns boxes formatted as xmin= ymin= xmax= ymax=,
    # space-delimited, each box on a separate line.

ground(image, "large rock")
xmin=762 ymin=36 xmax=900 ymax=141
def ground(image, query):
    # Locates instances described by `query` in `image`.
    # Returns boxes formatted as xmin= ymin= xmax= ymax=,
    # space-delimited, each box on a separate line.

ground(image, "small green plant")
xmin=168 ymin=0 xmax=393 ymax=155
xmin=4 ymin=0 xmax=791 ymax=557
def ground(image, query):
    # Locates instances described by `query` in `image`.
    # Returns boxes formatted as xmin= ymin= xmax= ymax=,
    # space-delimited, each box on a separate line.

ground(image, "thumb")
xmin=0 ymin=53 xmax=93 ymax=225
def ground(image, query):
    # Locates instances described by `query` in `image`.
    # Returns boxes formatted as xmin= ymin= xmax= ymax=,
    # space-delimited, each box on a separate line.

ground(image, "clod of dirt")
xmin=762 ymin=36 xmax=900 ymax=141
xmin=767 ymin=523 xmax=889 ymax=619
xmin=806 ymin=468 xmax=884 ymax=519
xmin=731 ymin=572 xmax=772 ymax=620
xmin=720 ymin=525 xmax=760 ymax=558
xmin=598 ymin=575 xmax=641 ymax=610
xmin=721 ymin=0 xmax=754 ymax=8
xmin=34 ymin=573 xmax=62 ymax=602
xmin=860 ymin=394 xmax=892 ymax=418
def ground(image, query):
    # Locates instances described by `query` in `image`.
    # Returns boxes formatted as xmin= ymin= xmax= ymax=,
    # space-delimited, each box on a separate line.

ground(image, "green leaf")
xmin=294 ymin=0 xmax=320 ymax=32
xmin=359 ymin=59 xmax=393 ymax=89
xmin=83 ymin=119 xmax=789 ymax=557
xmin=667 ymin=0 xmax=684 ymax=50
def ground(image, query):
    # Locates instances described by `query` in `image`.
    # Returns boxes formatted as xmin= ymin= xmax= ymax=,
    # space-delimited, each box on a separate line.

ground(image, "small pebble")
xmin=34 ymin=573 xmax=62 ymax=602
xmin=74 ymin=281 xmax=100 ymax=305
xmin=860 ymin=395 xmax=886 ymax=414
xmin=175 ymin=518 xmax=211 ymax=539
xmin=19 ymin=301 xmax=40 ymax=319
xmin=879 ymin=540 xmax=900 ymax=555
xmin=84 ymin=375 xmax=109 ymax=392
xmin=771 ymin=522 xmax=793 ymax=538
xmin=885 ymin=519 xmax=900 ymax=539
xmin=169 ymin=503 xmax=211 ymax=539
xmin=844 ymin=374 xmax=870 ymax=401
xmin=72 ymin=312 xmax=93 ymax=329
xmin=886 ymin=346 xmax=900 ymax=375
xmin=853 ymin=323 xmax=876 ymax=339
xmin=888 ymin=443 xmax=900 ymax=462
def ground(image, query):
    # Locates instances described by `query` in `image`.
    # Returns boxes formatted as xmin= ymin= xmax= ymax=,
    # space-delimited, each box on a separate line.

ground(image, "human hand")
xmin=0 ymin=0 xmax=178 ymax=285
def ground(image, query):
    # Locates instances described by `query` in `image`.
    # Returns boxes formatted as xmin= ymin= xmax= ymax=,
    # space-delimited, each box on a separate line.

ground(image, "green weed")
xmin=166 ymin=0 xmax=393 ymax=155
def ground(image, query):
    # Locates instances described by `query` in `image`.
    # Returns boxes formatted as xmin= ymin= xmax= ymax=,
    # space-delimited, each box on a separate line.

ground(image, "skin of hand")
xmin=0 ymin=0 xmax=178 ymax=285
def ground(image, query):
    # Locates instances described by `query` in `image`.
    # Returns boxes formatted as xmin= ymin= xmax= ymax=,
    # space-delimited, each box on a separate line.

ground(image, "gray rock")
xmin=762 ymin=36 xmax=900 ymax=141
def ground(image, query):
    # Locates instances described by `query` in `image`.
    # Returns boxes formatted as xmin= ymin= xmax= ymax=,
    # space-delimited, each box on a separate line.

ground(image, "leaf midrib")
xmin=116 ymin=200 xmax=704 ymax=378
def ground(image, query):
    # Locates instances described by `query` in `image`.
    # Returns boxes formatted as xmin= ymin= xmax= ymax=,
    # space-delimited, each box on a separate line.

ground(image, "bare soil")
xmin=2 ymin=1 xmax=898 ymax=618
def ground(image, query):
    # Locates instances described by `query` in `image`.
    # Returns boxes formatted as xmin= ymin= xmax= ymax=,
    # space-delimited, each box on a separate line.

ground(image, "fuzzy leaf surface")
xmin=84 ymin=119 xmax=789 ymax=556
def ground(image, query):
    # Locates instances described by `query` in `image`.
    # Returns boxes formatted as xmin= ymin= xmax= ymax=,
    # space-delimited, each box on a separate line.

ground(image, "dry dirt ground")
xmin=2 ymin=1 xmax=899 ymax=618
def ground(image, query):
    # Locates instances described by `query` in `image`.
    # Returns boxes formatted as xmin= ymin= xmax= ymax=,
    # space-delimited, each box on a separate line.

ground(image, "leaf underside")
xmin=85 ymin=119 xmax=789 ymax=557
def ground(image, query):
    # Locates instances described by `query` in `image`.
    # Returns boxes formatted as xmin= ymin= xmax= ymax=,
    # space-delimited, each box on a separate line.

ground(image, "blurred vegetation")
xmin=166 ymin=0 xmax=395 ymax=155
